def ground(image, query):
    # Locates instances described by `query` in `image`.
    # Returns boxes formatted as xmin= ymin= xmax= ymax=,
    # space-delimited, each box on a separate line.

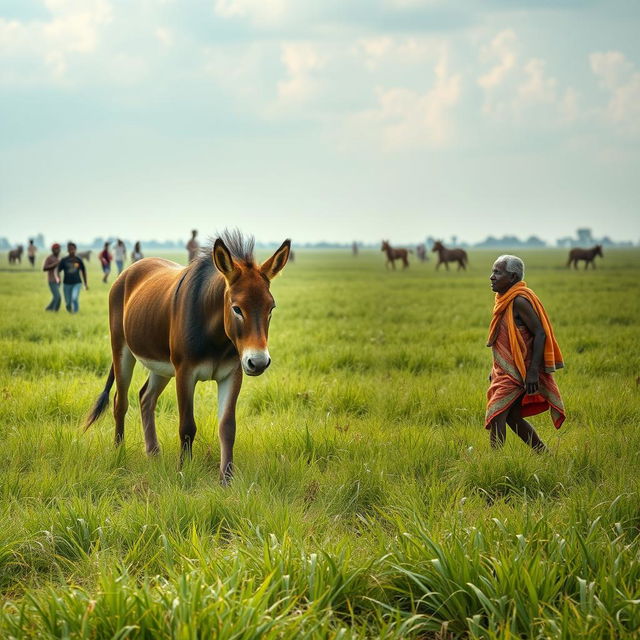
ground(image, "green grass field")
xmin=1 ymin=248 xmax=639 ymax=639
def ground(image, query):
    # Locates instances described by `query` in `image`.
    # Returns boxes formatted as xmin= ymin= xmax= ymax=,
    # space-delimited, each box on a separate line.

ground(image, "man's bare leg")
xmin=490 ymin=410 xmax=508 ymax=449
xmin=506 ymin=397 xmax=547 ymax=452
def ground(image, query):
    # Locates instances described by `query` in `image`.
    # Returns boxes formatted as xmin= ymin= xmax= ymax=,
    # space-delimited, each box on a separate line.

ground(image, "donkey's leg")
xmin=113 ymin=347 xmax=136 ymax=446
xmin=139 ymin=373 xmax=171 ymax=455
xmin=176 ymin=368 xmax=197 ymax=464
xmin=217 ymin=366 xmax=242 ymax=485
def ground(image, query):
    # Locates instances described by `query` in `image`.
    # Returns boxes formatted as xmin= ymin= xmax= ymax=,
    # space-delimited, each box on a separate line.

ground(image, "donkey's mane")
xmin=191 ymin=229 xmax=256 ymax=291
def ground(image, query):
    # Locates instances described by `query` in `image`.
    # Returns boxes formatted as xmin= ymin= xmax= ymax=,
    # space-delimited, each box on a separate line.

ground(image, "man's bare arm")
xmin=514 ymin=296 xmax=545 ymax=395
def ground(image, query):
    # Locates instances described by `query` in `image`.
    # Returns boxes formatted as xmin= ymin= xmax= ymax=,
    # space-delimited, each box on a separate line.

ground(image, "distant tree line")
xmin=1 ymin=228 xmax=637 ymax=251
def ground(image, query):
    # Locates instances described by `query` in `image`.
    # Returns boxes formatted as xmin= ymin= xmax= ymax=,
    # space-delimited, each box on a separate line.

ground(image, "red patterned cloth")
xmin=485 ymin=313 xmax=565 ymax=430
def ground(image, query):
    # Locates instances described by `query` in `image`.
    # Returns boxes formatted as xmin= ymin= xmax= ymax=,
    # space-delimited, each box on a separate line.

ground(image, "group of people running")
xmin=38 ymin=232 xmax=200 ymax=314
xmin=40 ymin=239 xmax=144 ymax=313
xmin=99 ymin=239 xmax=144 ymax=283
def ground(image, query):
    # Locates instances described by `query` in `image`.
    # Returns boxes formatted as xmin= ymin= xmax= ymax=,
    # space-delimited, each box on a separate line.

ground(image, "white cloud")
xmin=478 ymin=31 xmax=562 ymax=124
xmin=591 ymin=52 xmax=640 ymax=135
xmin=517 ymin=58 xmax=556 ymax=105
xmin=590 ymin=51 xmax=634 ymax=90
xmin=202 ymin=42 xmax=272 ymax=103
xmin=349 ymin=52 xmax=461 ymax=150
xmin=277 ymin=42 xmax=325 ymax=105
xmin=213 ymin=0 xmax=287 ymax=26
xmin=0 ymin=0 xmax=112 ymax=83
xmin=155 ymin=27 xmax=174 ymax=47
xmin=384 ymin=0 xmax=443 ymax=7
xmin=355 ymin=36 xmax=433 ymax=71
xmin=559 ymin=87 xmax=580 ymax=123
xmin=477 ymin=29 xmax=517 ymax=90
xmin=607 ymin=74 xmax=640 ymax=133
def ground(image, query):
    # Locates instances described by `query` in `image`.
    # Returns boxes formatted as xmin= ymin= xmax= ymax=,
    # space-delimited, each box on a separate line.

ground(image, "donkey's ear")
xmin=213 ymin=238 xmax=238 ymax=280
xmin=260 ymin=239 xmax=291 ymax=280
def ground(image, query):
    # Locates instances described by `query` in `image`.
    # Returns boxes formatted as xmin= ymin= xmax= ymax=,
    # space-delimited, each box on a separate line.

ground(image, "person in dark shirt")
xmin=57 ymin=242 xmax=88 ymax=313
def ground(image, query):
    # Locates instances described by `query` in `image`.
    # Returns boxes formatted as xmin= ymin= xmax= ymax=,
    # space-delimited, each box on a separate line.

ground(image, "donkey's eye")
xmin=232 ymin=305 xmax=243 ymax=318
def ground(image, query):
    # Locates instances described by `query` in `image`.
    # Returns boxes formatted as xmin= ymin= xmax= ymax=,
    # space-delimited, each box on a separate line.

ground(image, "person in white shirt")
xmin=114 ymin=239 xmax=127 ymax=274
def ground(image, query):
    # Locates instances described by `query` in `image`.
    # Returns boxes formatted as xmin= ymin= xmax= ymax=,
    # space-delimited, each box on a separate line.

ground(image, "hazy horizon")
xmin=1 ymin=1 xmax=639 ymax=245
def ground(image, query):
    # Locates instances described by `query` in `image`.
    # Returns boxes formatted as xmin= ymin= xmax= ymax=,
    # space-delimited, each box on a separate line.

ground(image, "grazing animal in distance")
xmin=8 ymin=246 xmax=23 ymax=264
xmin=416 ymin=244 xmax=427 ymax=262
xmin=381 ymin=240 xmax=411 ymax=269
xmin=432 ymin=241 xmax=468 ymax=271
xmin=78 ymin=250 xmax=92 ymax=262
xmin=85 ymin=230 xmax=291 ymax=484
xmin=567 ymin=245 xmax=603 ymax=270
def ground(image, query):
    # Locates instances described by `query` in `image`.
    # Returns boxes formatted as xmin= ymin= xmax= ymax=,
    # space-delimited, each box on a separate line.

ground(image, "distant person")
xmin=486 ymin=255 xmax=565 ymax=452
xmin=131 ymin=241 xmax=144 ymax=263
xmin=57 ymin=242 xmax=88 ymax=313
xmin=27 ymin=239 xmax=37 ymax=268
xmin=42 ymin=243 xmax=61 ymax=311
xmin=99 ymin=242 xmax=112 ymax=283
xmin=114 ymin=239 xmax=127 ymax=274
xmin=186 ymin=229 xmax=199 ymax=263
xmin=352 ymin=241 xmax=358 ymax=257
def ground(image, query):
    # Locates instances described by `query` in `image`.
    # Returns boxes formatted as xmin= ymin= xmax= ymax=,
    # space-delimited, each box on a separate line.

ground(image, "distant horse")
xmin=567 ymin=245 xmax=603 ymax=269
xmin=381 ymin=240 xmax=411 ymax=269
xmin=78 ymin=250 xmax=92 ymax=262
xmin=85 ymin=230 xmax=291 ymax=484
xmin=8 ymin=246 xmax=23 ymax=264
xmin=416 ymin=244 xmax=427 ymax=262
xmin=432 ymin=241 xmax=468 ymax=271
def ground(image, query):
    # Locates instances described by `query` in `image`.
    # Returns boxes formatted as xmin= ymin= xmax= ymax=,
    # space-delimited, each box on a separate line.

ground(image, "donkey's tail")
xmin=84 ymin=364 xmax=115 ymax=431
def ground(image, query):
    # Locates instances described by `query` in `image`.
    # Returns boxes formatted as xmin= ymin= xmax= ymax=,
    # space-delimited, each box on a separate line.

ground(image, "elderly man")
xmin=486 ymin=255 xmax=565 ymax=451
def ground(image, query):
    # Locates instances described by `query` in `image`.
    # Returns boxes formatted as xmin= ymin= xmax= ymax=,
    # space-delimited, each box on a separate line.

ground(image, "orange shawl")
xmin=487 ymin=282 xmax=563 ymax=381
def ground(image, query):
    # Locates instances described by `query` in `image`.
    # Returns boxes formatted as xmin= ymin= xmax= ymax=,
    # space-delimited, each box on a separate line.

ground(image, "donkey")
xmin=8 ymin=246 xmax=23 ymax=264
xmin=381 ymin=240 xmax=411 ymax=269
xmin=85 ymin=230 xmax=290 ymax=484
xmin=432 ymin=241 xmax=468 ymax=271
xmin=567 ymin=245 xmax=603 ymax=269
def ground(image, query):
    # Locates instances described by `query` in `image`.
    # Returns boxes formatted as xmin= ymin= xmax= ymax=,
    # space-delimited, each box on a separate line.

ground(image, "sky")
xmin=1 ymin=0 xmax=639 ymax=246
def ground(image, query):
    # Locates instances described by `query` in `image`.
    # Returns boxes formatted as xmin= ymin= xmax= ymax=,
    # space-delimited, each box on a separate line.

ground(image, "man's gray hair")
xmin=496 ymin=254 xmax=525 ymax=281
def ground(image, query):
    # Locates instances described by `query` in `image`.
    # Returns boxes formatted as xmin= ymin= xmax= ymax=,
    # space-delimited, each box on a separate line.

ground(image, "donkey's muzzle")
xmin=242 ymin=350 xmax=271 ymax=376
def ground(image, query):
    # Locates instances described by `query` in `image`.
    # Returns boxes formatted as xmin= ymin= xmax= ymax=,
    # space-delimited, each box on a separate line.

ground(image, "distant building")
xmin=577 ymin=228 xmax=594 ymax=245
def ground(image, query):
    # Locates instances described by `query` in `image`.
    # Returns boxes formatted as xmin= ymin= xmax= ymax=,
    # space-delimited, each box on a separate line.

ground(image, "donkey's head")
xmin=213 ymin=235 xmax=290 ymax=376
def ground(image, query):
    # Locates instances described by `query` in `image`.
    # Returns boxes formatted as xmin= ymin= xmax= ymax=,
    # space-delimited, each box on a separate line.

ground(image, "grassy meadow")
xmin=0 ymin=247 xmax=639 ymax=639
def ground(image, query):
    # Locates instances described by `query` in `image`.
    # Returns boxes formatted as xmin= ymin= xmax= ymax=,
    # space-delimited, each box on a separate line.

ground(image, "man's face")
xmin=68 ymin=244 xmax=76 ymax=256
xmin=490 ymin=261 xmax=516 ymax=294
